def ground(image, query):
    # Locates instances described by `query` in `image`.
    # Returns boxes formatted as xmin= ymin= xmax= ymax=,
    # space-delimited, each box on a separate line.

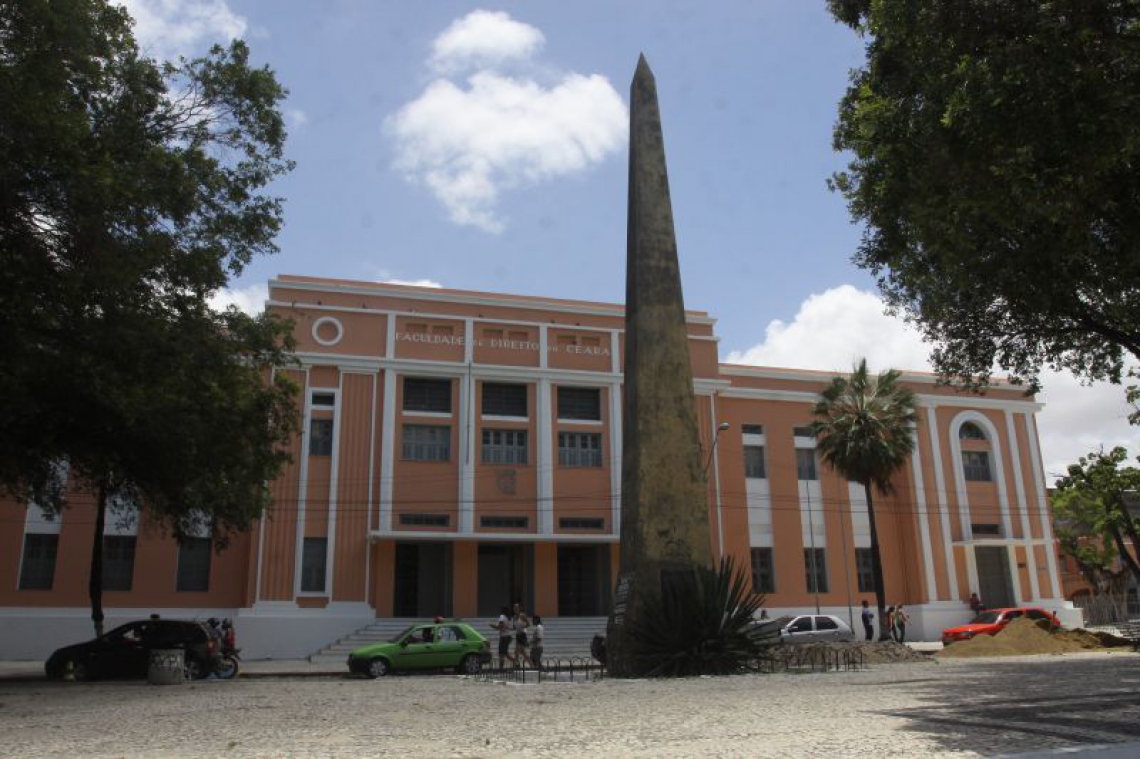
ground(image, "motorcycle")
xmin=207 ymin=618 xmax=241 ymax=680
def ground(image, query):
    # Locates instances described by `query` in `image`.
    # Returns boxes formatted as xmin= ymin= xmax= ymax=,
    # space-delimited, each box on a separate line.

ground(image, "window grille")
xmin=402 ymin=425 xmax=451 ymax=462
xmin=557 ymin=387 xmax=601 ymax=421
xmin=176 ymin=537 xmax=211 ymax=592
xmin=559 ymin=517 xmax=605 ymax=530
xmin=482 ymin=383 xmax=527 ymax=417
xmin=962 ymin=450 xmax=992 ymax=481
xmin=796 ymin=449 xmax=819 ymax=480
xmin=102 ymin=535 xmax=137 ymax=591
xmin=744 ymin=446 xmax=766 ymax=479
xmin=403 ymin=377 xmax=452 ymax=413
xmin=480 ymin=516 xmax=528 ymax=529
xmin=558 ymin=432 xmax=602 ymax=467
xmin=855 ymin=547 xmax=876 ymax=592
xmin=804 ymin=547 xmax=828 ymax=593
xmin=18 ymin=534 xmax=58 ymax=590
xmin=399 ymin=513 xmax=450 ymax=527
xmin=482 ymin=429 xmax=528 ymax=465
xmin=309 ymin=418 xmax=334 ymax=456
xmin=301 ymin=537 xmax=327 ymax=592
xmin=751 ymin=547 xmax=775 ymax=594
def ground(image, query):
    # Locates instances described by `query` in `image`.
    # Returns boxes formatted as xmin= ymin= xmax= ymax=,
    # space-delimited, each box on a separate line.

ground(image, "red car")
xmin=941 ymin=607 xmax=1062 ymax=645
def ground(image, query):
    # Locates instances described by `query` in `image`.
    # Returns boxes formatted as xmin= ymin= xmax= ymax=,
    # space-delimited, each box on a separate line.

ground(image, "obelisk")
xmin=606 ymin=54 xmax=713 ymax=677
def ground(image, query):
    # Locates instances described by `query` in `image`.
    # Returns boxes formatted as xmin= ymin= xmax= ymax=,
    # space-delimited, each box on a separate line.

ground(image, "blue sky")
xmin=120 ymin=0 xmax=1138 ymax=478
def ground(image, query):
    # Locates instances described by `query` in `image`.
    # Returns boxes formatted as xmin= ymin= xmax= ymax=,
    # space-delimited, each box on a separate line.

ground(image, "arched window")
xmin=959 ymin=422 xmax=986 ymax=441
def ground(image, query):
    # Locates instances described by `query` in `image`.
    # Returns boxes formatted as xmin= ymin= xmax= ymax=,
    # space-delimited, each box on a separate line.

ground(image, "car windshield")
xmin=388 ymin=626 xmax=415 ymax=643
xmin=971 ymin=612 xmax=1001 ymax=624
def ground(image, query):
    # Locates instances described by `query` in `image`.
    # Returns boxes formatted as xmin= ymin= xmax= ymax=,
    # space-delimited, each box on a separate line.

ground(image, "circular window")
xmin=312 ymin=316 xmax=343 ymax=347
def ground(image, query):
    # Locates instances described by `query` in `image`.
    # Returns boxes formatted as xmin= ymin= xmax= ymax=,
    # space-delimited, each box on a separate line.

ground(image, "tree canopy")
xmin=1053 ymin=447 xmax=1140 ymax=591
xmin=0 ymin=0 xmax=298 ymax=633
xmin=828 ymin=0 xmax=1140 ymax=392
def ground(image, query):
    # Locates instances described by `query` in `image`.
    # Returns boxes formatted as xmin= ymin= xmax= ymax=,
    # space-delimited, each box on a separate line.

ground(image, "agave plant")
xmin=627 ymin=557 xmax=777 ymax=677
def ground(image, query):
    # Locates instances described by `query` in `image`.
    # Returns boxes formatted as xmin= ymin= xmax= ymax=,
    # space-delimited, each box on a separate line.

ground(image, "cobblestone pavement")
xmin=0 ymin=652 xmax=1138 ymax=757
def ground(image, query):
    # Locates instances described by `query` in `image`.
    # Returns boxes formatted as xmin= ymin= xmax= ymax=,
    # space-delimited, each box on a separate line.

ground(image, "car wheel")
xmin=366 ymin=658 xmax=388 ymax=679
xmin=215 ymin=656 xmax=239 ymax=680
xmin=183 ymin=657 xmax=204 ymax=681
xmin=71 ymin=660 xmax=91 ymax=682
xmin=460 ymin=654 xmax=482 ymax=675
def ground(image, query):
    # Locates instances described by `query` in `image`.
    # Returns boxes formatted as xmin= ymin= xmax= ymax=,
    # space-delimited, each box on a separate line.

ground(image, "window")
xmin=482 ymin=429 xmax=528 ymax=465
xmin=102 ymin=535 xmax=137 ymax=591
xmin=581 ymin=335 xmax=601 ymax=347
xmin=403 ymin=377 xmax=452 ymax=413
xmin=815 ymin=616 xmax=839 ymax=630
xmin=962 ymin=450 xmax=992 ymax=481
xmin=959 ymin=422 xmax=986 ymax=441
xmin=399 ymin=513 xmax=450 ymax=527
xmin=481 ymin=516 xmax=528 ymax=529
xmin=744 ymin=446 xmax=766 ymax=479
xmin=741 ymin=424 xmax=764 ymax=435
xmin=482 ymin=383 xmax=527 ymax=417
xmin=557 ymin=387 xmax=601 ymax=421
xmin=804 ymin=548 xmax=828 ymax=593
xmin=18 ymin=534 xmax=58 ymax=590
xmin=796 ymin=449 xmax=818 ymax=480
xmin=309 ymin=418 xmax=334 ymax=456
xmin=483 ymin=328 xmax=504 ymax=340
xmin=508 ymin=330 xmax=529 ymax=342
xmin=789 ymin=616 xmax=812 ymax=633
xmin=972 ymin=523 xmax=1001 ymax=537
xmin=559 ymin=432 xmax=602 ymax=467
xmin=406 ymin=322 xmax=428 ymax=334
xmin=793 ymin=426 xmax=815 ymax=438
xmin=750 ymin=547 xmax=775 ymax=594
xmin=855 ymin=548 xmax=876 ymax=593
xmin=300 ymin=537 xmax=327 ymax=592
xmin=402 ymin=425 xmax=451 ymax=462
xmin=557 ymin=334 xmax=576 ymax=348
xmin=176 ymin=537 xmax=211 ymax=592
xmin=431 ymin=325 xmax=453 ymax=337
xmin=311 ymin=392 xmax=335 ymax=407
xmin=437 ymin=626 xmax=466 ymax=642
xmin=560 ymin=517 xmax=605 ymax=530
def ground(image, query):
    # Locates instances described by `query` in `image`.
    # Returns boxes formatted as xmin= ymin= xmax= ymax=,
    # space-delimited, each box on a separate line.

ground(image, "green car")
xmin=347 ymin=621 xmax=492 ymax=678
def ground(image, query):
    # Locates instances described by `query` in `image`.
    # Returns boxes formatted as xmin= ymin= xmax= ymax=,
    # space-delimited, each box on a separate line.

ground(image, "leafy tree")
xmin=1053 ymin=448 xmax=1140 ymax=601
xmin=0 ymin=0 xmax=298 ymax=635
xmin=828 ymin=1 xmax=1140 ymax=393
xmin=810 ymin=358 xmax=917 ymax=640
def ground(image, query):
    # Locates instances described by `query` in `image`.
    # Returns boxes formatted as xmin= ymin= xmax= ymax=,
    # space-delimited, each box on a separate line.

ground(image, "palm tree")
xmin=810 ymin=358 xmax=918 ymax=641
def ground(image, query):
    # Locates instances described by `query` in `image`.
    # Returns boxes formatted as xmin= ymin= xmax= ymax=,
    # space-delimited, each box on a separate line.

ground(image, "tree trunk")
xmin=89 ymin=483 xmax=107 ymax=638
xmin=1108 ymin=521 xmax=1140 ymax=589
xmin=864 ymin=482 xmax=890 ymax=641
xmin=1112 ymin=497 xmax=1140 ymax=587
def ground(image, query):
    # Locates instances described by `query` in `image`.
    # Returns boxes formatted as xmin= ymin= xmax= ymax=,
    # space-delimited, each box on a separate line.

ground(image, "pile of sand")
xmin=937 ymin=617 xmax=1110 ymax=658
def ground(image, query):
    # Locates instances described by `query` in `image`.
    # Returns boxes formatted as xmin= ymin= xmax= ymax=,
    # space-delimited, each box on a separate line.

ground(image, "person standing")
xmin=491 ymin=606 xmax=512 ymax=667
xmin=860 ymin=600 xmax=874 ymax=641
xmin=969 ymin=592 xmax=983 ymax=616
xmin=512 ymin=602 xmax=530 ymax=668
xmin=885 ymin=606 xmax=896 ymax=642
xmin=530 ymin=615 xmax=545 ymax=669
xmin=894 ymin=605 xmax=910 ymax=643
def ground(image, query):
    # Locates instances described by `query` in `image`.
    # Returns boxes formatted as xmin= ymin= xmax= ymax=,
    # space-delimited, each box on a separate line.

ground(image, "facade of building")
xmin=0 ymin=276 xmax=1080 ymax=658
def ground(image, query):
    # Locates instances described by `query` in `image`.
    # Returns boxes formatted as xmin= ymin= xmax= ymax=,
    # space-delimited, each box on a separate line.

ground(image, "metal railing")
xmin=1072 ymin=593 xmax=1140 ymax=627
xmin=474 ymin=657 xmax=605 ymax=684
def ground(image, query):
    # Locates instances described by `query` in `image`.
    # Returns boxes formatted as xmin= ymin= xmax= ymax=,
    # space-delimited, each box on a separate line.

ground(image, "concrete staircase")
xmin=309 ymin=617 xmax=606 ymax=665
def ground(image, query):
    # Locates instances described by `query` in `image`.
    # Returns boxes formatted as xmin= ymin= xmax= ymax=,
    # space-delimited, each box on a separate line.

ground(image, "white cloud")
xmin=430 ymin=10 xmax=545 ymax=74
xmin=119 ymin=0 xmax=247 ymax=60
xmin=286 ymin=108 xmax=309 ymax=129
xmin=726 ymin=284 xmax=1140 ymax=483
xmin=209 ymin=282 xmax=267 ymax=315
xmin=386 ymin=12 xmax=627 ymax=233
xmin=369 ymin=268 xmax=443 ymax=288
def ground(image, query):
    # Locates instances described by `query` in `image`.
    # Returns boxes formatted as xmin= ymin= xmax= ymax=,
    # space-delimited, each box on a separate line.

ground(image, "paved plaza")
xmin=0 ymin=652 xmax=1138 ymax=757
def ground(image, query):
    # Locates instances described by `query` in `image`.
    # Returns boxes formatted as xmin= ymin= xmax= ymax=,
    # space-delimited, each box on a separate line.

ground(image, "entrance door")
xmin=557 ymin=545 xmax=612 ymax=616
xmin=975 ymin=546 xmax=1015 ymax=608
xmin=393 ymin=542 xmax=453 ymax=617
xmin=477 ymin=544 xmax=534 ymax=616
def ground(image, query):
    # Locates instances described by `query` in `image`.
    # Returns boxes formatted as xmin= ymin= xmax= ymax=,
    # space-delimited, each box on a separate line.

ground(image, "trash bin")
xmin=148 ymin=649 xmax=184 ymax=685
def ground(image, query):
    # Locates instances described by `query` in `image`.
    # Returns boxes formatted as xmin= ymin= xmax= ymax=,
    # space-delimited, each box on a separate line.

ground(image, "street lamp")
xmin=704 ymin=421 xmax=731 ymax=473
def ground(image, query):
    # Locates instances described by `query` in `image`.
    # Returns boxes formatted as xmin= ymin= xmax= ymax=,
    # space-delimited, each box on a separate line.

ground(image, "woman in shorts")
xmin=512 ymin=603 xmax=530 ymax=667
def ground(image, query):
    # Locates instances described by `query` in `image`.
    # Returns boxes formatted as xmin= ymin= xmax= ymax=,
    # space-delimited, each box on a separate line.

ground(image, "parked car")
xmin=348 ymin=621 xmax=492 ymax=678
xmin=941 ymin=607 xmax=1062 ymax=645
xmin=45 ymin=619 xmax=224 ymax=681
xmin=773 ymin=614 xmax=856 ymax=643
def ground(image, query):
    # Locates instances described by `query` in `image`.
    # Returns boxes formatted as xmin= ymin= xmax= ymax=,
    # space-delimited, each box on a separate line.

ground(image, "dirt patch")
xmin=775 ymin=641 xmax=930 ymax=664
xmin=937 ymin=618 xmax=1119 ymax=659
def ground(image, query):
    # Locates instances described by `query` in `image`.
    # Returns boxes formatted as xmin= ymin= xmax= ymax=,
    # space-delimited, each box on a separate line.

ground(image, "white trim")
xmin=537 ymin=379 xmax=554 ymax=536
xmin=690 ymin=335 xmax=720 ymax=342
xmin=385 ymin=314 xmax=395 ymax=359
xmin=720 ymin=384 xmax=1040 ymax=412
xmin=311 ymin=316 xmax=343 ymax=347
xmin=269 ymin=279 xmax=717 ymax=325
xmin=457 ymin=366 xmax=474 ymax=534
xmin=379 ymin=370 xmax=397 ymax=532
xmin=463 ymin=319 xmax=474 ymax=364
xmin=1026 ymin=413 xmax=1062 ymax=599
xmin=557 ymin=418 xmax=603 ymax=426
xmin=324 ymin=378 xmax=344 ymax=599
xmin=292 ymin=368 xmax=312 ymax=599
xmin=948 ymin=410 xmax=1014 ymax=543
xmin=369 ymin=529 xmax=619 ymax=543
xmin=909 ymin=425 xmax=939 ymax=601
xmin=482 ymin=415 xmax=529 ymax=423
xmin=1005 ymin=410 xmax=1040 ymax=601
xmin=927 ymin=406 xmax=959 ymax=599
xmin=539 ymin=326 xmax=549 ymax=370
xmin=401 ymin=410 xmax=453 ymax=419
xmin=719 ymin=364 xmax=1017 ymax=388
xmin=1007 ymin=543 xmax=1024 ymax=605
xmin=610 ymin=331 xmax=620 ymax=374
xmin=365 ymin=371 xmax=378 ymax=607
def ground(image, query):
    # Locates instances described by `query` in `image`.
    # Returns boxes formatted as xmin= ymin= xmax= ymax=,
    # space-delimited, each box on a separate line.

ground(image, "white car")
xmin=777 ymin=614 xmax=855 ymax=643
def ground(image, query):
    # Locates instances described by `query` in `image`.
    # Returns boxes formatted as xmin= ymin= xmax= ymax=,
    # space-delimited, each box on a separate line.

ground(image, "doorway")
xmin=557 ymin=545 xmax=612 ymax=616
xmin=975 ymin=545 xmax=1015 ymax=609
xmin=393 ymin=542 xmax=453 ymax=617
xmin=477 ymin=544 xmax=534 ymax=616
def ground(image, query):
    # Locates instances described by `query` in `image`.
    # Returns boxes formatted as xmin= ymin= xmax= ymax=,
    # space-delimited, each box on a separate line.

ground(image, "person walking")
xmin=894 ymin=605 xmax=910 ymax=643
xmin=511 ymin=602 xmax=530 ymax=668
xmin=885 ymin=606 xmax=896 ymax=642
xmin=530 ymin=615 xmax=545 ymax=669
xmin=491 ymin=606 xmax=512 ymax=667
xmin=860 ymin=600 xmax=874 ymax=641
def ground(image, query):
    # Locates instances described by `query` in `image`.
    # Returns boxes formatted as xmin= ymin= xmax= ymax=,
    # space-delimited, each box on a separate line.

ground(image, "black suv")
xmin=45 ymin=619 xmax=222 ymax=681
